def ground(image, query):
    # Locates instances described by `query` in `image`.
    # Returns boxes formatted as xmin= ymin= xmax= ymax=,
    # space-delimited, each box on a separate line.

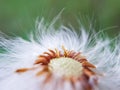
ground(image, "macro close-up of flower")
xmin=0 ymin=18 xmax=120 ymax=90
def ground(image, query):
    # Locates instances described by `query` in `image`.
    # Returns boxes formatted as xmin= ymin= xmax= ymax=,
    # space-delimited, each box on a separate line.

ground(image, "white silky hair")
xmin=0 ymin=18 xmax=120 ymax=90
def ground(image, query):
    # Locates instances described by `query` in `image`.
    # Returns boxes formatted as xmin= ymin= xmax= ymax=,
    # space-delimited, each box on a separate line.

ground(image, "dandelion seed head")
xmin=0 ymin=17 xmax=120 ymax=90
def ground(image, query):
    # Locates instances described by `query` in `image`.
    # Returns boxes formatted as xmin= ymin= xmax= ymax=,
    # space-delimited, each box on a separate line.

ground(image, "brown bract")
xmin=16 ymin=46 xmax=98 ymax=90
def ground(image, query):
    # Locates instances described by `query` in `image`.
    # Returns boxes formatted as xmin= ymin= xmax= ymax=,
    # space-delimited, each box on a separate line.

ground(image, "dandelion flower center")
xmin=16 ymin=46 xmax=96 ymax=78
xmin=49 ymin=57 xmax=83 ymax=77
xmin=16 ymin=46 xmax=97 ymax=90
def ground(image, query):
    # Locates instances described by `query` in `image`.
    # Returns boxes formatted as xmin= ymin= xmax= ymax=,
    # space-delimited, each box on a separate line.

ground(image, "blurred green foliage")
xmin=0 ymin=0 xmax=120 ymax=38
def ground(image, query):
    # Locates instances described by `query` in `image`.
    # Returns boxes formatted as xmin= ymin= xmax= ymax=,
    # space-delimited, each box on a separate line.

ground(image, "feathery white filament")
xmin=0 ymin=18 xmax=120 ymax=90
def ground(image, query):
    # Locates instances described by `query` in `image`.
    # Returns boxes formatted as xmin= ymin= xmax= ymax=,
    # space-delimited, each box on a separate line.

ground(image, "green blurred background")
xmin=0 ymin=0 xmax=120 ymax=38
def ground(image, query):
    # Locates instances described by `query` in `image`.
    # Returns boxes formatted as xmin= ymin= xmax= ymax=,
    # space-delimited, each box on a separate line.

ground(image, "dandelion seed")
xmin=0 ymin=18 xmax=120 ymax=90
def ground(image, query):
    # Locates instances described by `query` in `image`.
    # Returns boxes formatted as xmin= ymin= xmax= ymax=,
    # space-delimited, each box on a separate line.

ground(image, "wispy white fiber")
xmin=0 ymin=18 xmax=120 ymax=90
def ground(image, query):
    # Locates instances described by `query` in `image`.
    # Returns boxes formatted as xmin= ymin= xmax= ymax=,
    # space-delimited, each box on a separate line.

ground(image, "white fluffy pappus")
xmin=0 ymin=18 xmax=120 ymax=90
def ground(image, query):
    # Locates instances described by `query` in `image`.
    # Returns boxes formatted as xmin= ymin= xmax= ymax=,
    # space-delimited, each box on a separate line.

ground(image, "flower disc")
xmin=49 ymin=57 xmax=83 ymax=77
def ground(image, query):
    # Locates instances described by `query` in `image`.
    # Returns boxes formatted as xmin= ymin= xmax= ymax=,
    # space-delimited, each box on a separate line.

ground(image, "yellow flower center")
xmin=49 ymin=57 xmax=83 ymax=77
